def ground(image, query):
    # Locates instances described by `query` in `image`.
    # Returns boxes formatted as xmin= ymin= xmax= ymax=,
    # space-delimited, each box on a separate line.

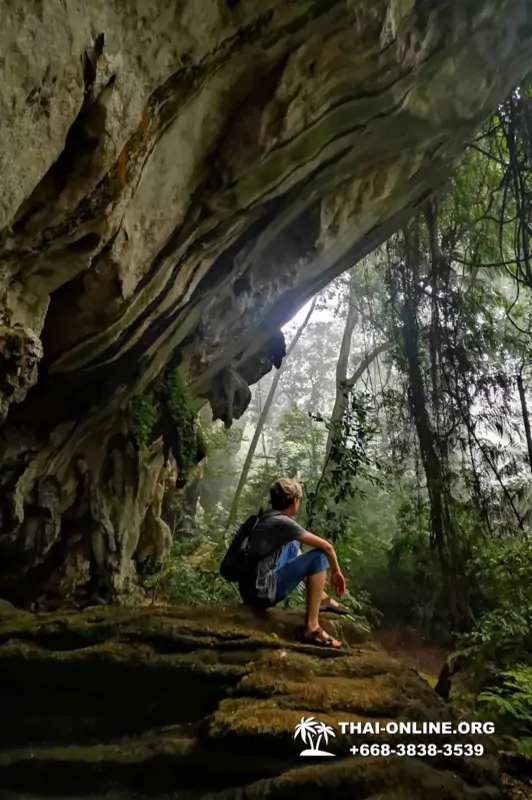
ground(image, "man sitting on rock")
xmin=237 ymin=477 xmax=348 ymax=649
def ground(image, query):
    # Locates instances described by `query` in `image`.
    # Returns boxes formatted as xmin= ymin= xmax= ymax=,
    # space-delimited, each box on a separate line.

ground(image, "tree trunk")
xmin=325 ymin=341 xmax=392 ymax=464
xmin=399 ymin=226 xmax=460 ymax=629
xmin=309 ymin=286 xmax=390 ymax=532
xmin=517 ymin=370 xmax=532 ymax=476
xmin=401 ymin=295 xmax=460 ymax=627
xmin=226 ymin=298 xmax=318 ymax=528
xmin=324 ymin=275 xmax=359 ymax=463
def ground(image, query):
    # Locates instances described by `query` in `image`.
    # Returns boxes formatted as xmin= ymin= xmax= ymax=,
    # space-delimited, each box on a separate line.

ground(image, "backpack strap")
xmin=244 ymin=510 xmax=263 ymax=551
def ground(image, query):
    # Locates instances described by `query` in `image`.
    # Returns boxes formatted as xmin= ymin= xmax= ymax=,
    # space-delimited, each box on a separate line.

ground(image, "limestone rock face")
xmin=0 ymin=603 xmax=502 ymax=798
xmin=0 ymin=1 xmax=531 ymax=603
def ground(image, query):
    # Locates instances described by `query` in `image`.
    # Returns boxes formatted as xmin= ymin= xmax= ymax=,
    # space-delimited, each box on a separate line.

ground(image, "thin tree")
xmin=308 ymin=273 xmax=390 ymax=531
xmin=322 ymin=271 xmax=390 ymax=471
xmin=517 ymin=364 xmax=532 ymax=476
xmin=226 ymin=296 xmax=318 ymax=528
xmin=324 ymin=341 xmax=391 ymax=463
xmin=323 ymin=273 xmax=359 ymax=462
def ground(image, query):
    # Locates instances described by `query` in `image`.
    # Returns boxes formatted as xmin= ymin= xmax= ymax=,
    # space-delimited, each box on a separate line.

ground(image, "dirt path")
xmin=373 ymin=628 xmax=532 ymax=798
xmin=373 ymin=626 xmax=449 ymax=681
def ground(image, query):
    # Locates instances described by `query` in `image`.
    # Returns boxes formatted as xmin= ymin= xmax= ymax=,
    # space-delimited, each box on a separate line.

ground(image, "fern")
xmin=479 ymin=665 xmax=532 ymax=725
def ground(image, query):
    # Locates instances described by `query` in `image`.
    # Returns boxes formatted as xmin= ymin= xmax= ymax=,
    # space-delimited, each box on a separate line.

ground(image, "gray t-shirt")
xmin=239 ymin=509 xmax=304 ymax=604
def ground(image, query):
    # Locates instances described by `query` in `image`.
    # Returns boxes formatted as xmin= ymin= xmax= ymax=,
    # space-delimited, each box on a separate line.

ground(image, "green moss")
xmin=0 ymin=605 xmax=501 ymax=800
xmin=418 ymin=672 xmax=438 ymax=689
xmin=129 ymin=369 xmax=208 ymax=476
xmin=230 ymin=756 xmax=485 ymax=800
xmin=196 ymin=424 xmax=207 ymax=459
xmin=163 ymin=368 xmax=203 ymax=479
xmin=0 ymin=734 xmax=195 ymax=767
xmin=130 ymin=394 xmax=159 ymax=449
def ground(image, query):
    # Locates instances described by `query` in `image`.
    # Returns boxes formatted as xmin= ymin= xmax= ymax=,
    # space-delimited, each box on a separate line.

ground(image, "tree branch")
xmin=345 ymin=341 xmax=393 ymax=388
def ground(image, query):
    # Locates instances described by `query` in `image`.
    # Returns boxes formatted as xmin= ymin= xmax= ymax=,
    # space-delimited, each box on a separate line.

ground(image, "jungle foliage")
xmin=155 ymin=79 xmax=532 ymax=740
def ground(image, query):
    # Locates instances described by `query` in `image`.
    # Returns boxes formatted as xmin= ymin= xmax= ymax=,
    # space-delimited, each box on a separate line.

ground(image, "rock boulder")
xmin=0 ymin=603 xmax=502 ymax=798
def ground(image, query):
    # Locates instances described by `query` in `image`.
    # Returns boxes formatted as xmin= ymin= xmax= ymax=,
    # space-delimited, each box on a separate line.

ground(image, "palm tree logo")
xmin=294 ymin=716 xmax=336 ymax=756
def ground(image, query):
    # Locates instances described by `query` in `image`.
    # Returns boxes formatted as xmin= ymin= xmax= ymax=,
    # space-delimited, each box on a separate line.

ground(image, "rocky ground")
xmin=0 ymin=599 xmax=513 ymax=799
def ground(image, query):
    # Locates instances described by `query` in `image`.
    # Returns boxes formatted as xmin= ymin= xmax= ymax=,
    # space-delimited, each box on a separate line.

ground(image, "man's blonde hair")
xmin=269 ymin=477 xmax=303 ymax=511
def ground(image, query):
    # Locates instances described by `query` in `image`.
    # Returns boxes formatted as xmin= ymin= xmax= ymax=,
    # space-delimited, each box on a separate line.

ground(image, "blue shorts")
xmin=272 ymin=540 xmax=328 ymax=604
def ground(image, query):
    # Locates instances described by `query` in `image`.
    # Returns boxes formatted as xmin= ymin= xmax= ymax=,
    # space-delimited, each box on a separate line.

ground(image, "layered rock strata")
xmin=0 ymin=2 xmax=531 ymax=601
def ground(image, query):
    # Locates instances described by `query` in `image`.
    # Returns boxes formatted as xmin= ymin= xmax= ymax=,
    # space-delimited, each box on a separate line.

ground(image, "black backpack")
xmin=219 ymin=512 xmax=263 ymax=582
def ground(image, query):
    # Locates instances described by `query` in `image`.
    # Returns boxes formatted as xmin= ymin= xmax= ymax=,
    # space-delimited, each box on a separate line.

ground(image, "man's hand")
xmin=330 ymin=569 xmax=346 ymax=598
xmin=298 ymin=532 xmax=345 ymax=594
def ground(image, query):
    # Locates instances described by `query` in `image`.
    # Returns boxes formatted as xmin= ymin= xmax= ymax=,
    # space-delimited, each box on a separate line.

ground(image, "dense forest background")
xmin=144 ymin=81 xmax=532 ymax=754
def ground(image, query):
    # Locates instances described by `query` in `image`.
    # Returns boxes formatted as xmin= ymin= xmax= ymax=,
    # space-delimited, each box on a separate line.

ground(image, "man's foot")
xmin=320 ymin=597 xmax=351 ymax=615
xmin=295 ymin=625 xmax=342 ymax=648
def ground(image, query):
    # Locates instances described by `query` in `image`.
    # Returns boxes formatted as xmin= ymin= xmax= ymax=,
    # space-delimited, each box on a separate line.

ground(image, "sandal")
xmin=294 ymin=625 xmax=342 ymax=649
xmin=320 ymin=600 xmax=351 ymax=616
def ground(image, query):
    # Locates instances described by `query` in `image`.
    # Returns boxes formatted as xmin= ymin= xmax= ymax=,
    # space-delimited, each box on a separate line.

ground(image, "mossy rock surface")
xmin=0 ymin=602 xmax=502 ymax=798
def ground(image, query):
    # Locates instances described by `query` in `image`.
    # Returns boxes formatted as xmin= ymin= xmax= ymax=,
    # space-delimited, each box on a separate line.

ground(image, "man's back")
xmin=232 ymin=476 xmax=345 ymax=649
xmin=239 ymin=509 xmax=304 ymax=604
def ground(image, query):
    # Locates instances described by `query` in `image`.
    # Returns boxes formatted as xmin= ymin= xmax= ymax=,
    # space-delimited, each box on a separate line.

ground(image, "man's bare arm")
xmin=298 ymin=531 xmax=341 ymax=574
